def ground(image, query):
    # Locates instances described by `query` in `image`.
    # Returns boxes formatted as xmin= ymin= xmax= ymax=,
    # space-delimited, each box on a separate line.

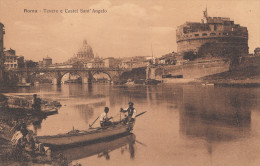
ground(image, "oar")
xmin=118 ymin=111 xmax=147 ymax=123
xmin=135 ymin=140 xmax=147 ymax=147
xmin=135 ymin=111 xmax=147 ymax=118
xmin=89 ymin=116 xmax=99 ymax=128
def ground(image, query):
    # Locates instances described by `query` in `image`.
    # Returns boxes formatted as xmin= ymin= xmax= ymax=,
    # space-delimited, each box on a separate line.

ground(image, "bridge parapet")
xmin=14 ymin=67 xmax=130 ymax=72
xmin=13 ymin=67 xmax=131 ymax=85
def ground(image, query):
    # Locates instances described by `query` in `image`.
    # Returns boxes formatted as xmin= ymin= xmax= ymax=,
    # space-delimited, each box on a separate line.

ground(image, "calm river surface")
xmin=6 ymin=84 xmax=260 ymax=166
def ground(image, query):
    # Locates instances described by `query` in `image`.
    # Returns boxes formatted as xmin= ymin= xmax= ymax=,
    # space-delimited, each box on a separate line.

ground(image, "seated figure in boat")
xmin=120 ymin=102 xmax=137 ymax=123
xmin=100 ymin=107 xmax=113 ymax=127
xmin=32 ymin=94 xmax=41 ymax=111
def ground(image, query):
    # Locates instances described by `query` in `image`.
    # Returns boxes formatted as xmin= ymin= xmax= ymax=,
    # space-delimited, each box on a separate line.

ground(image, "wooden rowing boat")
xmin=51 ymin=133 xmax=136 ymax=161
xmin=7 ymin=106 xmax=58 ymax=116
xmin=35 ymin=122 xmax=135 ymax=146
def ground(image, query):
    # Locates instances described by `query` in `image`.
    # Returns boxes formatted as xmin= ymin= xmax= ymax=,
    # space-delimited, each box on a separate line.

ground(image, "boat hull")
xmin=51 ymin=133 xmax=136 ymax=161
xmin=36 ymin=122 xmax=134 ymax=146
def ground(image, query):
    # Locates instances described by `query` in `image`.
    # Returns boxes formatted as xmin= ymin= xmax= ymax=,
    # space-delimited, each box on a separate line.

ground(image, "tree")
xmin=17 ymin=56 xmax=25 ymax=68
xmin=183 ymin=51 xmax=198 ymax=61
xmin=25 ymin=60 xmax=38 ymax=68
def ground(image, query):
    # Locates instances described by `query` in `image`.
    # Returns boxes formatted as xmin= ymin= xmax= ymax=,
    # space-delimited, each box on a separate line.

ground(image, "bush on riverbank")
xmin=119 ymin=67 xmax=146 ymax=82
xmin=0 ymin=94 xmax=8 ymax=110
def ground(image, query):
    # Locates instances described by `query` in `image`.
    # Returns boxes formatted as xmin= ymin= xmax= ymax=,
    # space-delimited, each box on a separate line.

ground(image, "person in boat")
xmin=120 ymin=102 xmax=137 ymax=123
xmin=100 ymin=107 xmax=113 ymax=127
xmin=98 ymin=151 xmax=110 ymax=160
xmin=32 ymin=94 xmax=41 ymax=111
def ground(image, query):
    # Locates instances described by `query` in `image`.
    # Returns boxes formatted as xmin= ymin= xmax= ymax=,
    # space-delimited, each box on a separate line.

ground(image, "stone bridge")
xmin=14 ymin=67 xmax=131 ymax=85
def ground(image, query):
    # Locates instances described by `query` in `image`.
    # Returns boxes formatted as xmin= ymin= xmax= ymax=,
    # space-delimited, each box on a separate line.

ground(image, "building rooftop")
xmin=43 ymin=56 xmax=52 ymax=60
xmin=4 ymin=48 xmax=16 ymax=56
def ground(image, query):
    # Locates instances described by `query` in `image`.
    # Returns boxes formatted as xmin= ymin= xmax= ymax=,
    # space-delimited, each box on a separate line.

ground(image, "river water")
xmin=6 ymin=84 xmax=260 ymax=166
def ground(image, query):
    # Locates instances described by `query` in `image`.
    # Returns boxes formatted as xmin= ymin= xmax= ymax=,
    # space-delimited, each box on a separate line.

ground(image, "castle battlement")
xmin=176 ymin=10 xmax=248 ymax=57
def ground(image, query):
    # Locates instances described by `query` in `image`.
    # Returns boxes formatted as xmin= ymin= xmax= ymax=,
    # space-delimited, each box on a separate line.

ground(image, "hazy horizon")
xmin=0 ymin=0 xmax=259 ymax=63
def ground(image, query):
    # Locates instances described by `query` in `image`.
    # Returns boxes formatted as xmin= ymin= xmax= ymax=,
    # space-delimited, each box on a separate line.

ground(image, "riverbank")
xmin=0 ymin=93 xmax=62 ymax=164
xmin=0 ymin=109 xmax=48 ymax=164
xmin=198 ymin=56 xmax=260 ymax=87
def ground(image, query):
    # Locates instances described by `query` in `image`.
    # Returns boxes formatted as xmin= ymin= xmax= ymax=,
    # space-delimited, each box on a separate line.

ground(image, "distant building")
xmin=72 ymin=61 xmax=84 ymax=68
xmin=43 ymin=56 xmax=52 ymax=67
xmin=0 ymin=22 xmax=5 ymax=83
xmin=119 ymin=59 xmax=151 ymax=69
xmin=66 ymin=39 xmax=95 ymax=65
xmin=76 ymin=40 xmax=94 ymax=60
xmin=78 ymin=59 xmax=105 ymax=68
xmin=38 ymin=60 xmax=43 ymax=67
xmin=254 ymin=47 xmax=260 ymax=56
xmin=176 ymin=9 xmax=248 ymax=57
xmin=81 ymin=58 xmax=105 ymax=68
xmin=118 ymin=56 xmax=154 ymax=69
xmin=39 ymin=56 xmax=52 ymax=67
xmin=157 ymin=52 xmax=178 ymax=65
xmin=103 ymin=57 xmax=120 ymax=68
xmin=47 ymin=63 xmax=72 ymax=69
xmin=83 ymin=62 xmax=93 ymax=68
xmin=91 ymin=59 xmax=104 ymax=68
xmin=119 ymin=60 xmax=133 ymax=69
xmin=4 ymin=48 xmax=18 ymax=70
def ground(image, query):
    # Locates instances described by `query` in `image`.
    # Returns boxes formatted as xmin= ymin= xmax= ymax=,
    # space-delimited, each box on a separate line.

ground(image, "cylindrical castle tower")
xmin=176 ymin=10 xmax=248 ymax=57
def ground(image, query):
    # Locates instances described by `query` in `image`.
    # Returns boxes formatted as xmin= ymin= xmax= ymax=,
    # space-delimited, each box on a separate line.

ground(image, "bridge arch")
xmin=59 ymin=71 xmax=84 ymax=84
xmin=29 ymin=71 xmax=57 ymax=84
xmin=90 ymin=71 xmax=112 ymax=83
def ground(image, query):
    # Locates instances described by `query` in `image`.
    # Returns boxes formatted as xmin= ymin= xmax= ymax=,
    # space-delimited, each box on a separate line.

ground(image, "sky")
xmin=0 ymin=0 xmax=259 ymax=63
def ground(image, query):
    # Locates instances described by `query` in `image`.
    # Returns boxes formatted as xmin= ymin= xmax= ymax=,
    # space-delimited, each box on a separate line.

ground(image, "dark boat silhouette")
xmin=36 ymin=122 xmax=135 ymax=146
xmin=51 ymin=133 xmax=136 ymax=161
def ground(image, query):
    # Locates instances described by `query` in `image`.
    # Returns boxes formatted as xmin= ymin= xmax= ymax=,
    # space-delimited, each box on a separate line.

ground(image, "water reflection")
xmin=179 ymin=86 xmax=253 ymax=142
xmin=51 ymin=133 xmax=136 ymax=163
xmin=75 ymin=104 xmax=94 ymax=124
xmin=3 ymin=84 xmax=260 ymax=166
xmin=32 ymin=118 xmax=43 ymax=135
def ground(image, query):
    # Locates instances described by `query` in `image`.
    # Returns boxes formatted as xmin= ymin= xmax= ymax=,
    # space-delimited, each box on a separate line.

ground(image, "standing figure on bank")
xmin=120 ymin=102 xmax=137 ymax=123
xmin=32 ymin=94 xmax=41 ymax=111
xmin=100 ymin=107 xmax=113 ymax=127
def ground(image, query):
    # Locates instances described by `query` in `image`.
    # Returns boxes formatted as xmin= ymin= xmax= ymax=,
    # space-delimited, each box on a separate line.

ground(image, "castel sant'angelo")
xmin=176 ymin=9 xmax=249 ymax=57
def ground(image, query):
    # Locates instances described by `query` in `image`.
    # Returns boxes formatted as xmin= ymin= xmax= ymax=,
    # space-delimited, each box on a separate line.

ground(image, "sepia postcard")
xmin=0 ymin=0 xmax=259 ymax=165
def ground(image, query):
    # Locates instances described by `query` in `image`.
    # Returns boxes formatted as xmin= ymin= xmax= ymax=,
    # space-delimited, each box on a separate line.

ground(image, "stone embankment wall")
xmin=201 ymin=56 xmax=260 ymax=82
xmin=150 ymin=58 xmax=230 ymax=80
